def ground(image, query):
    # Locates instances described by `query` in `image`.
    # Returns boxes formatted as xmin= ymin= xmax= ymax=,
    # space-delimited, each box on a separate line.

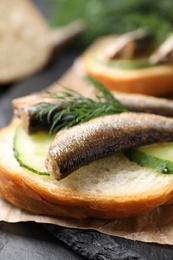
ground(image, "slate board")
xmin=44 ymin=225 xmax=173 ymax=260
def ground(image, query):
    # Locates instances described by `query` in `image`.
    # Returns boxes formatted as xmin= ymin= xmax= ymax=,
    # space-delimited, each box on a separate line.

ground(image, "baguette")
xmin=81 ymin=36 xmax=173 ymax=96
xmin=1 ymin=117 xmax=173 ymax=219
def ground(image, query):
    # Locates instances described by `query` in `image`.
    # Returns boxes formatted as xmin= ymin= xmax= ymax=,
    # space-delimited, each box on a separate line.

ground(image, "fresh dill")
xmin=34 ymin=77 xmax=127 ymax=132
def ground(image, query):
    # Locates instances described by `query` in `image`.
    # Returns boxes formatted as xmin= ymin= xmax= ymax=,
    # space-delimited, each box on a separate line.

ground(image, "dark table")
xmin=1 ymin=1 xmax=173 ymax=259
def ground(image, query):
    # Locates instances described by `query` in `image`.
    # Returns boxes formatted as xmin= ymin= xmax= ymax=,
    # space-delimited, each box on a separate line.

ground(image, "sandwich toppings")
xmin=45 ymin=112 xmax=173 ymax=180
xmin=105 ymin=29 xmax=154 ymax=60
xmin=13 ymin=79 xmax=173 ymax=135
xmin=150 ymin=34 xmax=173 ymax=64
xmin=13 ymin=78 xmax=127 ymax=134
xmin=102 ymin=29 xmax=158 ymax=70
xmin=111 ymin=92 xmax=173 ymax=117
xmin=105 ymin=30 xmax=173 ymax=67
xmin=13 ymin=78 xmax=173 ymax=180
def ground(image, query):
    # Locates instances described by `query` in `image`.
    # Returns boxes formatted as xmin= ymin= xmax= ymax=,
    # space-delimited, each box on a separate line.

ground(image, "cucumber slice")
xmin=14 ymin=126 xmax=55 ymax=175
xmin=124 ymin=143 xmax=173 ymax=174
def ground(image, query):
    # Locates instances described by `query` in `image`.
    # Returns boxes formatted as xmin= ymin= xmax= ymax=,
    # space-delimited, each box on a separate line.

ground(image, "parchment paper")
xmin=1 ymin=197 xmax=173 ymax=245
xmin=1 ymin=58 xmax=173 ymax=246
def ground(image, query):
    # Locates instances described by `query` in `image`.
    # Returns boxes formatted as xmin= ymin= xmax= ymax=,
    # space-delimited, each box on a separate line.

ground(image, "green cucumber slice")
xmin=14 ymin=126 xmax=55 ymax=175
xmin=124 ymin=143 xmax=173 ymax=174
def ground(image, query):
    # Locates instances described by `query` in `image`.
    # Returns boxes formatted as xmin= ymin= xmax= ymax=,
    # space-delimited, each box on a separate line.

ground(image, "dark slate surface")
xmin=0 ymin=222 xmax=85 ymax=260
xmin=44 ymin=225 xmax=173 ymax=260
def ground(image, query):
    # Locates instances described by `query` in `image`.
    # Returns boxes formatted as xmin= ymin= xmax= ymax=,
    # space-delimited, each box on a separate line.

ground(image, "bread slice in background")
xmin=81 ymin=36 xmax=173 ymax=97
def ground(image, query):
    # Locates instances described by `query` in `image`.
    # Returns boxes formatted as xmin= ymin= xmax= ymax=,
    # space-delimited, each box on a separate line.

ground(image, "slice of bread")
xmin=1 ymin=118 xmax=173 ymax=219
xmin=0 ymin=0 xmax=52 ymax=84
xmin=81 ymin=36 xmax=173 ymax=96
xmin=0 ymin=0 xmax=85 ymax=84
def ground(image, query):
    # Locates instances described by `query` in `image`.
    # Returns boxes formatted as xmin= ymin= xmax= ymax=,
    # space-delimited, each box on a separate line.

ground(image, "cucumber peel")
xmin=125 ymin=143 xmax=173 ymax=174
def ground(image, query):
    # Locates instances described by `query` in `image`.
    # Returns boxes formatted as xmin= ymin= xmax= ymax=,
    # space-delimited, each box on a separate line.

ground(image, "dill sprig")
xmin=35 ymin=77 xmax=127 ymax=132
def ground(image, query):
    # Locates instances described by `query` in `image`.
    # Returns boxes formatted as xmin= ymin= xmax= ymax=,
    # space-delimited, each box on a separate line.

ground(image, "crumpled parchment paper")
xmin=1 ymin=197 xmax=173 ymax=245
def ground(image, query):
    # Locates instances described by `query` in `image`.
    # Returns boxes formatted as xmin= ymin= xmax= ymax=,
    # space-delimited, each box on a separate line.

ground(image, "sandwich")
xmin=81 ymin=30 xmax=173 ymax=96
xmin=1 ymin=77 xmax=173 ymax=220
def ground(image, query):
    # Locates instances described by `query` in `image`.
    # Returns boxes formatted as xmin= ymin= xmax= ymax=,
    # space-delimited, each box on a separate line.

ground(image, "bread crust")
xmin=1 ymin=118 xmax=173 ymax=219
xmin=82 ymin=36 xmax=173 ymax=97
